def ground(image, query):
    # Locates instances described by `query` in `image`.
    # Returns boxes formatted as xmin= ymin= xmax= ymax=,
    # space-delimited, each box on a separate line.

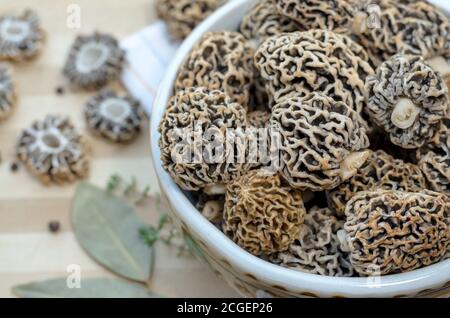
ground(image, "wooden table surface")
xmin=0 ymin=0 xmax=238 ymax=298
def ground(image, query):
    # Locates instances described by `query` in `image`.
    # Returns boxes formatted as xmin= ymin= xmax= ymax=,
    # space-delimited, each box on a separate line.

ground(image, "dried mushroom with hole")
xmin=239 ymin=0 xmax=302 ymax=48
xmin=0 ymin=63 xmax=16 ymax=120
xmin=223 ymin=170 xmax=305 ymax=256
xmin=0 ymin=9 xmax=45 ymax=61
xmin=159 ymin=87 xmax=250 ymax=191
xmin=63 ymin=32 xmax=125 ymax=90
xmin=17 ymin=115 xmax=90 ymax=185
xmin=271 ymin=92 xmax=370 ymax=191
xmin=366 ymin=54 xmax=449 ymax=149
xmin=84 ymin=89 xmax=146 ymax=143
xmin=270 ymin=207 xmax=355 ymax=277
xmin=327 ymin=150 xmax=427 ymax=215
xmin=417 ymin=120 xmax=450 ymax=197
xmin=341 ymin=190 xmax=450 ymax=276
xmin=175 ymin=31 xmax=255 ymax=108
xmin=156 ymin=0 xmax=223 ymax=40
xmin=255 ymin=30 xmax=374 ymax=129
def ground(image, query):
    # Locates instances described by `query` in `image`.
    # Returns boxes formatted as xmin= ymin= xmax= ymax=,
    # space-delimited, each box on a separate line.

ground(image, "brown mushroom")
xmin=159 ymin=87 xmax=250 ymax=191
xmin=0 ymin=63 xmax=16 ymax=120
xmin=84 ymin=89 xmax=146 ymax=143
xmin=342 ymin=190 xmax=450 ymax=276
xmin=175 ymin=31 xmax=255 ymax=108
xmin=247 ymin=110 xmax=271 ymax=129
xmin=365 ymin=54 xmax=449 ymax=149
xmin=196 ymin=192 xmax=225 ymax=227
xmin=63 ymin=32 xmax=125 ymax=90
xmin=417 ymin=120 xmax=450 ymax=197
xmin=255 ymin=30 xmax=374 ymax=130
xmin=17 ymin=115 xmax=90 ymax=184
xmin=270 ymin=206 xmax=355 ymax=277
xmin=327 ymin=150 xmax=427 ymax=215
xmin=271 ymin=92 xmax=370 ymax=191
xmin=223 ymin=169 xmax=305 ymax=256
xmin=155 ymin=0 xmax=223 ymax=40
xmin=0 ymin=9 xmax=45 ymax=61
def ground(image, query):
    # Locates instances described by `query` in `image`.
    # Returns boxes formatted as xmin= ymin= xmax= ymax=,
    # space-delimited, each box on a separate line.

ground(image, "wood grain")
xmin=0 ymin=0 xmax=238 ymax=298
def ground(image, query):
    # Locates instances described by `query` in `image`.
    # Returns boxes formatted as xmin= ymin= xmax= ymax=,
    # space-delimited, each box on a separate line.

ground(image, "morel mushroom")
xmin=63 ymin=32 xmax=125 ymax=90
xmin=342 ymin=190 xmax=450 ymax=276
xmin=159 ymin=87 xmax=250 ymax=191
xmin=239 ymin=0 xmax=302 ymax=48
xmin=255 ymin=30 xmax=374 ymax=129
xmin=155 ymin=0 xmax=222 ymax=40
xmin=84 ymin=89 xmax=146 ymax=143
xmin=175 ymin=31 xmax=255 ymax=108
xmin=271 ymin=92 xmax=370 ymax=191
xmin=0 ymin=9 xmax=45 ymax=61
xmin=223 ymin=169 xmax=305 ymax=256
xmin=0 ymin=63 xmax=16 ymax=120
xmin=247 ymin=110 xmax=271 ymax=129
xmin=327 ymin=150 xmax=427 ymax=215
xmin=17 ymin=115 xmax=89 ymax=185
xmin=270 ymin=207 xmax=355 ymax=277
xmin=365 ymin=54 xmax=449 ymax=149
xmin=196 ymin=192 xmax=225 ymax=227
xmin=417 ymin=120 xmax=450 ymax=196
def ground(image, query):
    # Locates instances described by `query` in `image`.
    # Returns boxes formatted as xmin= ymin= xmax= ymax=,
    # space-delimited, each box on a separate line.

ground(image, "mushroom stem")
xmin=204 ymin=183 xmax=227 ymax=195
xmin=339 ymin=150 xmax=370 ymax=181
xmin=337 ymin=229 xmax=351 ymax=253
xmin=391 ymin=98 xmax=420 ymax=129
xmin=426 ymin=56 xmax=450 ymax=93
xmin=350 ymin=12 xmax=368 ymax=34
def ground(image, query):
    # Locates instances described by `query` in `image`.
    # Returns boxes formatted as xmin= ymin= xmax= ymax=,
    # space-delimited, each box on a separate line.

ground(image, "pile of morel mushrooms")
xmin=159 ymin=0 xmax=450 ymax=277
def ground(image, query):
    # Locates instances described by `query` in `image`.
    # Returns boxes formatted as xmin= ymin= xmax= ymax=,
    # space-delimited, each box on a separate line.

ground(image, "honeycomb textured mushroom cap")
xmin=343 ymin=190 xmax=450 ymax=276
xmin=239 ymin=0 xmax=302 ymax=47
xmin=327 ymin=150 xmax=427 ymax=215
xmin=159 ymin=87 xmax=250 ymax=191
xmin=175 ymin=31 xmax=255 ymax=108
xmin=351 ymin=0 xmax=450 ymax=66
xmin=84 ymin=89 xmax=146 ymax=143
xmin=255 ymin=30 xmax=374 ymax=129
xmin=63 ymin=32 xmax=125 ymax=90
xmin=270 ymin=207 xmax=356 ymax=277
xmin=417 ymin=120 xmax=450 ymax=196
xmin=247 ymin=110 xmax=271 ymax=129
xmin=0 ymin=63 xmax=16 ymax=120
xmin=17 ymin=115 xmax=90 ymax=185
xmin=274 ymin=0 xmax=357 ymax=34
xmin=271 ymin=92 xmax=370 ymax=191
xmin=365 ymin=54 xmax=449 ymax=149
xmin=156 ymin=0 xmax=222 ymax=40
xmin=0 ymin=9 xmax=45 ymax=61
xmin=223 ymin=170 xmax=305 ymax=256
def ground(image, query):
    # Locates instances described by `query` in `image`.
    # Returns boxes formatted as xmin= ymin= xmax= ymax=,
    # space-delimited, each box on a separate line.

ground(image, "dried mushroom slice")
xmin=271 ymin=92 xmax=370 ymax=191
xmin=0 ymin=9 xmax=45 ymax=61
xmin=270 ymin=207 xmax=355 ymax=277
xmin=417 ymin=120 xmax=450 ymax=196
xmin=247 ymin=110 xmax=271 ymax=129
xmin=342 ymin=190 xmax=450 ymax=276
xmin=223 ymin=170 xmax=305 ymax=256
xmin=63 ymin=32 xmax=125 ymax=90
xmin=0 ymin=63 xmax=16 ymax=120
xmin=156 ymin=0 xmax=222 ymax=40
xmin=17 ymin=115 xmax=89 ymax=184
xmin=274 ymin=0 xmax=356 ymax=34
xmin=159 ymin=87 xmax=250 ymax=191
xmin=327 ymin=150 xmax=427 ymax=215
xmin=366 ymin=54 xmax=449 ymax=149
xmin=84 ymin=89 xmax=146 ymax=143
xmin=239 ymin=0 xmax=302 ymax=48
xmin=255 ymin=30 xmax=374 ymax=129
xmin=175 ymin=31 xmax=255 ymax=108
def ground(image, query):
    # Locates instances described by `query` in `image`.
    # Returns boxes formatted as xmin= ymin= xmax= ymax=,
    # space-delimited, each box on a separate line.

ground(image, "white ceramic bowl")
xmin=150 ymin=0 xmax=450 ymax=297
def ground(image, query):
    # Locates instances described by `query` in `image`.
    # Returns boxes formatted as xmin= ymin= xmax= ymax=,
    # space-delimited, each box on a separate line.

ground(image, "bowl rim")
xmin=150 ymin=0 xmax=450 ymax=297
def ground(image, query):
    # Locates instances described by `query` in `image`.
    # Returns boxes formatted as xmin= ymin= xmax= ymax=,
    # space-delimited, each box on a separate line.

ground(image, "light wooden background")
xmin=0 ymin=0 xmax=238 ymax=297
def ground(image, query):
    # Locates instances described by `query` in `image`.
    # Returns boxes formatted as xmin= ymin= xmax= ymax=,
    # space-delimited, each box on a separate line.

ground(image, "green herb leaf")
xmin=12 ymin=278 xmax=161 ymax=298
xmin=72 ymin=182 xmax=153 ymax=282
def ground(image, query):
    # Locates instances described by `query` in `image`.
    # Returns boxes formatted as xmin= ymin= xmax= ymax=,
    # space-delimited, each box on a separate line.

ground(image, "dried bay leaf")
xmin=13 ymin=278 xmax=160 ymax=298
xmin=72 ymin=182 xmax=153 ymax=282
